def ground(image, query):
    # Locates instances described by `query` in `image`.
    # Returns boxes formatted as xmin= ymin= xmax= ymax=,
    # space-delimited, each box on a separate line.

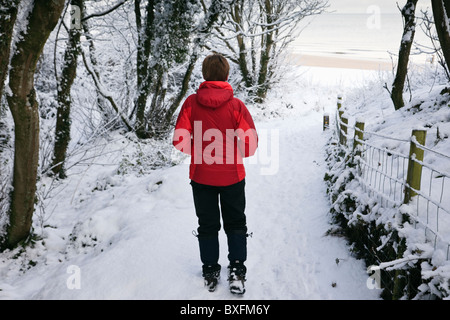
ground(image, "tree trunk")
xmin=391 ymin=0 xmax=418 ymax=110
xmin=52 ymin=0 xmax=83 ymax=178
xmin=0 ymin=0 xmax=21 ymax=99
xmin=5 ymin=0 xmax=65 ymax=249
xmin=134 ymin=0 xmax=155 ymax=139
xmin=255 ymin=0 xmax=274 ymax=103
xmin=232 ymin=0 xmax=252 ymax=89
xmin=432 ymin=0 xmax=450 ymax=73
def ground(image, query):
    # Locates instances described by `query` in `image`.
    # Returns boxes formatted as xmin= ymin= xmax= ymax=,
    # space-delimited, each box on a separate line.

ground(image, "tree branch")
xmin=80 ymin=47 xmax=133 ymax=132
xmin=81 ymin=0 xmax=128 ymax=21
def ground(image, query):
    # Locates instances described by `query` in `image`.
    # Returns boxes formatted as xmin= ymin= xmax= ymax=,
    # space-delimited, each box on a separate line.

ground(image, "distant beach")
xmin=289 ymin=12 xmax=432 ymax=71
xmin=290 ymin=53 xmax=393 ymax=71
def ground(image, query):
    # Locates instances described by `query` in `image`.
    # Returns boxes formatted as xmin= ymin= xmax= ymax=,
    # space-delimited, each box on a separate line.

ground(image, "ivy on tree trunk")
xmin=52 ymin=0 xmax=83 ymax=179
xmin=0 ymin=0 xmax=21 ymax=100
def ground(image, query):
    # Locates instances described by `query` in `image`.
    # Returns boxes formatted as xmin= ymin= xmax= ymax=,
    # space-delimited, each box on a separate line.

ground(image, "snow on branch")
xmin=81 ymin=0 xmax=128 ymax=21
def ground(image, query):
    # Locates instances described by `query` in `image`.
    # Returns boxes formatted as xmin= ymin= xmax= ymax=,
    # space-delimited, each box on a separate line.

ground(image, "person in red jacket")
xmin=173 ymin=53 xmax=258 ymax=294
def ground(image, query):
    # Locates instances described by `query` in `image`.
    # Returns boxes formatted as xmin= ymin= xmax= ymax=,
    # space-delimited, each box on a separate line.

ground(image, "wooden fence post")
xmin=337 ymin=94 xmax=343 ymax=110
xmin=340 ymin=115 xmax=348 ymax=146
xmin=323 ymin=113 xmax=329 ymax=131
xmin=338 ymin=96 xmax=344 ymax=121
xmin=353 ymin=120 xmax=365 ymax=155
xmin=404 ymin=129 xmax=427 ymax=204
xmin=337 ymin=94 xmax=344 ymax=122
xmin=395 ymin=129 xmax=425 ymax=300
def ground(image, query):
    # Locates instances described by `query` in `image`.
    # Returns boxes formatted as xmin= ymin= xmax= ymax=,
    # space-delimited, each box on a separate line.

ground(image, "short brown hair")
xmin=202 ymin=53 xmax=229 ymax=81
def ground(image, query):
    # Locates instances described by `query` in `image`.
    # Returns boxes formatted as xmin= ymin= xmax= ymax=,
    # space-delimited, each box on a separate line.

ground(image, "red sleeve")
xmin=234 ymin=99 xmax=258 ymax=157
xmin=172 ymin=96 xmax=193 ymax=155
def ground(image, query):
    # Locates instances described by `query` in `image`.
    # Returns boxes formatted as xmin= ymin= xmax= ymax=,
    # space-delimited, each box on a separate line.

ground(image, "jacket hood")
xmin=196 ymin=81 xmax=233 ymax=108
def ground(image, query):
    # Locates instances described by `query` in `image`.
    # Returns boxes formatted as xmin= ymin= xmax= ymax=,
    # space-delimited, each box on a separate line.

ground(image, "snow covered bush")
xmin=116 ymin=134 xmax=175 ymax=177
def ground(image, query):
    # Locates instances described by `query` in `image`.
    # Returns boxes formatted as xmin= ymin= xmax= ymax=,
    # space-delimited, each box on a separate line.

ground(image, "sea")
xmin=290 ymin=12 xmax=434 ymax=64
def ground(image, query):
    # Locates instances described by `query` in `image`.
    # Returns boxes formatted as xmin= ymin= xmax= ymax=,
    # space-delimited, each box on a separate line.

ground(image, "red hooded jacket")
xmin=173 ymin=81 xmax=258 ymax=186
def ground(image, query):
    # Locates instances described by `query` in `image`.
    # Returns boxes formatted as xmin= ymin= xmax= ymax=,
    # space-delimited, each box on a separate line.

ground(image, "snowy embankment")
xmin=324 ymin=63 xmax=450 ymax=299
xmin=0 ymin=65 xmax=382 ymax=300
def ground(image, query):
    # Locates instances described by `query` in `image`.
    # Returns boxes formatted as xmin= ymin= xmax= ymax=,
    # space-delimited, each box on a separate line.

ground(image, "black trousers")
xmin=191 ymin=179 xmax=247 ymax=267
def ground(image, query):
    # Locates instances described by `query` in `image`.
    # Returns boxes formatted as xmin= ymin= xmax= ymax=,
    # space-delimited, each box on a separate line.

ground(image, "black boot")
xmin=228 ymin=260 xmax=246 ymax=295
xmin=202 ymin=264 xmax=221 ymax=292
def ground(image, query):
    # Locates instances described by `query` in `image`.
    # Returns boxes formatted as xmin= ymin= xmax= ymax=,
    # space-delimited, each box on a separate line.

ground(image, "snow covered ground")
xmin=0 ymin=64 xmax=386 ymax=300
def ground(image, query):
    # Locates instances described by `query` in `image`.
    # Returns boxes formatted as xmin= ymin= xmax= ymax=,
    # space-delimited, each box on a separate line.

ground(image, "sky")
xmin=329 ymin=0 xmax=433 ymax=14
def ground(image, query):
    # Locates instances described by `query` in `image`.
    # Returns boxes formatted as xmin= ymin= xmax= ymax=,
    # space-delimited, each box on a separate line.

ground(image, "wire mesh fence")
xmin=332 ymin=104 xmax=450 ymax=261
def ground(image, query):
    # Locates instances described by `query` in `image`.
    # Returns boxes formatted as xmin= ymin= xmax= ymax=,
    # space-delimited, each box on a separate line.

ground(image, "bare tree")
xmin=67 ymin=0 xmax=230 ymax=140
xmin=163 ymin=0 xmax=231 ymax=126
xmin=52 ymin=0 xmax=136 ymax=178
xmin=211 ymin=0 xmax=328 ymax=103
xmin=52 ymin=0 xmax=83 ymax=178
xmin=391 ymin=0 xmax=418 ymax=110
xmin=133 ymin=0 xmax=230 ymax=139
xmin=5 ymin=0 xmax=65 ymax=249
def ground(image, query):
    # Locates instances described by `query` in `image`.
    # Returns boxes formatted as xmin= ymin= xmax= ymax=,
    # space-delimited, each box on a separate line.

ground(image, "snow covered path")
xmin=0 ymin=67 xmax=383 ymax=300
xmin=1 ymin=115 xmax=379 ymax=300
xmin=242 ymin=115 xmax=380 ymax=300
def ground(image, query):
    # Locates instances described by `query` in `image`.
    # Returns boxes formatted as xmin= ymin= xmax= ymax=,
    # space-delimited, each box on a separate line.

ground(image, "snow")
xmin=0 ymin=63 xmax=385 ymax=300
xmin=402 ymin=29 xmax=414 ymax=43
